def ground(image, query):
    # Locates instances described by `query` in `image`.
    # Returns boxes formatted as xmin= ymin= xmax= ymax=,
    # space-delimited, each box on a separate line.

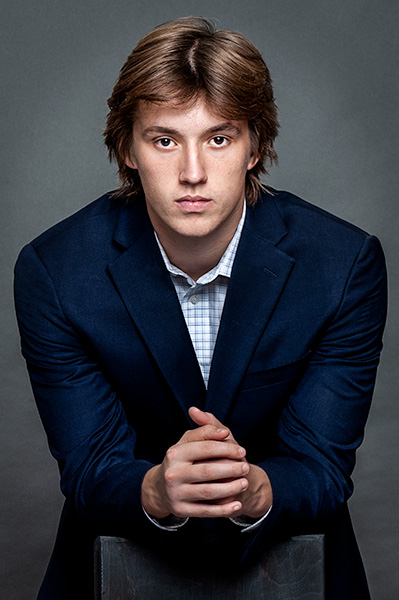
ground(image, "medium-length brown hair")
xmin=104 ymin=16 xmax=279 ymax=205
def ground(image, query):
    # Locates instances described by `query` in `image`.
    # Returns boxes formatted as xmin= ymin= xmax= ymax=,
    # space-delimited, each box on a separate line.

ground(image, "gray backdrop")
xmin=1 ymin=1 xmax=398 ymax=598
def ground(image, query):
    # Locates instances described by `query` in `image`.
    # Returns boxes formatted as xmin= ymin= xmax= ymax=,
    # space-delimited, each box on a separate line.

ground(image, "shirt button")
xmin=190 ymin=295 xmax=199 ymax=304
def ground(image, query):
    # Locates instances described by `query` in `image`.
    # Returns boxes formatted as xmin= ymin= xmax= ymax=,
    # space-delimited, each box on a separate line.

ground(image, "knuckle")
xmin=202 ymin=507 xmax=212 ymax=518
xmin=206 ymin=424 xmax=220 ymax=436
xmin=164 ymin=467 xmax=176 ymax=485
xmin=200 ymin=486 xmax=214 ymax=500
xmin=166 ymin=446 xmax=178 ymax=463
xmin=202 ymin=464 xmax=213 ymax=479
xmin=203 ymin=425 xmax=214 ymax=439
xmin=181 ymin=430 xmax=195 ymax=442
xmin=204 ymin=441 xmax=216 ymax=455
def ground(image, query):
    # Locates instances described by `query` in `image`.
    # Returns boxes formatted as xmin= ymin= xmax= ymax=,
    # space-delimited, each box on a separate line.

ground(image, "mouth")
xmin=175 ymin=196 xmax=212 ymax=212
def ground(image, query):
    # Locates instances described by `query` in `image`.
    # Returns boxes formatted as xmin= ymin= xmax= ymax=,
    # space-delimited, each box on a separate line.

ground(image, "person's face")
xmin=125 ymin=98 xmax=259 ymax=248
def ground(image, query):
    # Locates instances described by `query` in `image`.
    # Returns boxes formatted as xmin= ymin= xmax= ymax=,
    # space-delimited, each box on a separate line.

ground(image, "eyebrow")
xmin=141 ymin=122 xmax=242 ymax=138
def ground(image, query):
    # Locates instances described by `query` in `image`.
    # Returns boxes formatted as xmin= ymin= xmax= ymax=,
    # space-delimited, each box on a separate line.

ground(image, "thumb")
xmin=188 ymin=407 xmax=237 ymax=444
xmin=188 ymin=406 xmax=222 ymax=428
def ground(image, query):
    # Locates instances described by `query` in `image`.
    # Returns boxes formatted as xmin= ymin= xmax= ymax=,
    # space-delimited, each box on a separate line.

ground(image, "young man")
xmin=14 ymin=17 xmax=387 ymax=600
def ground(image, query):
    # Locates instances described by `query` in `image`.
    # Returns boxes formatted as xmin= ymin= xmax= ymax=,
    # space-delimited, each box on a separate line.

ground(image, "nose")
xmin=179 ymin=146 xmax=207 ymax=186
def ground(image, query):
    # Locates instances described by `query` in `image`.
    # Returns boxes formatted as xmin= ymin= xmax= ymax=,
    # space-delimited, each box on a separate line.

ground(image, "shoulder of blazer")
xmin=249 ymin=188 xmax=372 ymax=254
xmin=259 ymin=188 xmax=371 ymax=236
xmin=29 ymin=193 xmax=123 ymax=248
xmin=24 ymin=193 xmax=152 ymax=264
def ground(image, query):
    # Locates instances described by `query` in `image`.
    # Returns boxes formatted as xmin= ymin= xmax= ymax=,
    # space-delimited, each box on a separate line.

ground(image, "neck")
xmin=157 ymin=231 xmax=233 ymax=281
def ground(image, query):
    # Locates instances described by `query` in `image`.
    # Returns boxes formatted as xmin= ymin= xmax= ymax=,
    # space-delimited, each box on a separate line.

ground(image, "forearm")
xmin=57 ymin=411 xmax=155 ymax=527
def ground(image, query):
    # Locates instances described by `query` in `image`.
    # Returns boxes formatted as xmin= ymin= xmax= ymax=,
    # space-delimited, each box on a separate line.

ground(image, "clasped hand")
xmin=141 ymin=407 xmax=272 ymax=521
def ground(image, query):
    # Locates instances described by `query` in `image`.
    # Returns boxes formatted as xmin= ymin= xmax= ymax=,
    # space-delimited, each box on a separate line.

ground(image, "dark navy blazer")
xmin=14 ymin=189 xmax=387 ymax=599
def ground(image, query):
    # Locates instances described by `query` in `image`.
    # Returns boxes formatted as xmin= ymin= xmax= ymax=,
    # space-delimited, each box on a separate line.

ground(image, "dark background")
xmin=1 ymin=1 xmax=398 ymax=598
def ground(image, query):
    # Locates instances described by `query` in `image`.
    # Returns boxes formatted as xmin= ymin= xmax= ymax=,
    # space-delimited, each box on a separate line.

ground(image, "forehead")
xmin=133 ymin=99 xmax=248 ymax=135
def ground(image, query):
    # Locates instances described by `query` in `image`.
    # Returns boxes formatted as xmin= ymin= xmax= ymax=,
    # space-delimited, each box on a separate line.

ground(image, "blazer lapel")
xmin=205 ymin=195 xmax=295 ymax=422
xmin=107 ymin=201 xmax=206 ymax=416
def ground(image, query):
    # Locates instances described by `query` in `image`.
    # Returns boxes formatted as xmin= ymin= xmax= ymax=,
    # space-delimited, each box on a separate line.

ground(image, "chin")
xmin=177 ymin=226 xmax=217 ymax=239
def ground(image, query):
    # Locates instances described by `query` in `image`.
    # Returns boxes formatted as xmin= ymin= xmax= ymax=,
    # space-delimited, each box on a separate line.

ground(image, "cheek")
xmin=224 ymin=158 xmax=250 ymax=181
xmin=141 ymin=176 xmax=162 ymax=199
xmin=136 ymin=162 xmax=164 ymax=193
xmin=139 ymin=155 xmax=175 ymax=181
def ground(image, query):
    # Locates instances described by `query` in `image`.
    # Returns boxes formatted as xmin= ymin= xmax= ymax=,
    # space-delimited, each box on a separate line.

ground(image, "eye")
xmin=155 ymin=137 xmax=175 ymax=148
xmin=210 ymin=136 xmax=228 ymax=147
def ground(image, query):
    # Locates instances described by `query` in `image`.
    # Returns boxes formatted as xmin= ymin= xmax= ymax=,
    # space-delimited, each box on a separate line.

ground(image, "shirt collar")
xmin=155 ymin=201 xmax=246 ymax=286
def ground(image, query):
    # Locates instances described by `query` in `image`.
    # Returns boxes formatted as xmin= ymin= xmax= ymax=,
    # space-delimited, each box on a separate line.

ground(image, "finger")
xmin=188 ymin=407 xmax=239 ymax=445
xmin=178 ymin=424 xmax=230 ymax=444
xmin=189 ymin=459 xmax=250 ymax=483
xmin=211 ymin=496 xmax=242 ymax=506
xmin=181 ymin=478 xmax=249 ymax=502
xmin=189 ymin=406 xmax=222 ymax=428
xmin=170 ymin=499 xmax=243 ymax=519
xmin=165 ymin=440 xmax=246 ymax=468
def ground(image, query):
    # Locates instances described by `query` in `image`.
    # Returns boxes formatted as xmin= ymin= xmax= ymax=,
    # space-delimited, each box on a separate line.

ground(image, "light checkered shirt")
xmin=155 ymin=203 xmax=246 ymax=387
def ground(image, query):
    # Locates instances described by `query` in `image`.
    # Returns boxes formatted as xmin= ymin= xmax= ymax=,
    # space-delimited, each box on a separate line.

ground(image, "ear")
xmin=124 ymin=152 xmax=137 ymax=170
xmin=247 ymin=152 xmax=260 ymax=171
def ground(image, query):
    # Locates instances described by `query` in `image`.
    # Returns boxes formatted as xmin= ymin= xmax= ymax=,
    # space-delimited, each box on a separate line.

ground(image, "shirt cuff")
xmin=229 ymin=504 xmax=273 ymax=532
xmin=142 ymin=506 xmax=189 ymax=531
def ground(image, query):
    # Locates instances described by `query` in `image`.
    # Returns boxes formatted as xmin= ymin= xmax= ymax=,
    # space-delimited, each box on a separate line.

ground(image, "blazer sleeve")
xmin=14 ymin=242 xmax=154 ymax=532
xmin=256 ymin=234 xmax=387 ymax=532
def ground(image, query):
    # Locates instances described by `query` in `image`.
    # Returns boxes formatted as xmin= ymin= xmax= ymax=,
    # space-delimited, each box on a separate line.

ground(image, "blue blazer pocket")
xmin=240 ymin=351 xmax=312 ymax=392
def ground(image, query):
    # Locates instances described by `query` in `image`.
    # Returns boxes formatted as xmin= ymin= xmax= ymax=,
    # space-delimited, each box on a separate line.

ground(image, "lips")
xmin=175 ymin=196 xmax=212 ymax=212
